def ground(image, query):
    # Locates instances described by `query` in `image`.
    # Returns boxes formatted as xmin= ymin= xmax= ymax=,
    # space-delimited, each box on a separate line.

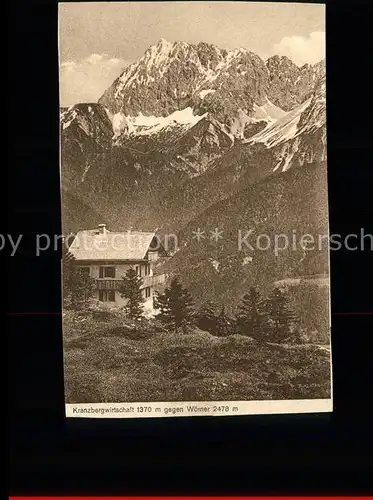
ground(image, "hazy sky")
xmin=59 ymin=2 xmax=325 ymax=107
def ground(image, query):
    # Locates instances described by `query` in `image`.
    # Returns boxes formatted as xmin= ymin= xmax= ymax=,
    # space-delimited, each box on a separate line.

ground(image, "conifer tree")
xmin=62 ymin=248 xmax=76 ymax=300
xmin=120 ymin=268 xmax=144 ymax=320
xmin=196 ymin=300 xmax=218 ymax=333
xmin=264 ymin=287 xmax=296 ymax=343
xmin=72 ymin=268 xmax=96 ymax=310
xmin=236 ymin=286 xmax=266 ymax=339
xmin=154 ymin=277 xmax=194 ymax=333
xmin=62 ymin=249 xmax=95 ymax=310
xmin=216 ymin=305 xmax=232 ymax=337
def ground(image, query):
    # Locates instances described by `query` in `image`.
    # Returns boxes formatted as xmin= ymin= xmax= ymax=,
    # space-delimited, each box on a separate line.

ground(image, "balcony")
xmin=141 ymin=274 xmax=165 ymax=288
xmin=96 ymin=274 xmax=165 ymax=290
xmin=96 ymin=279 xmax=122 ymax=290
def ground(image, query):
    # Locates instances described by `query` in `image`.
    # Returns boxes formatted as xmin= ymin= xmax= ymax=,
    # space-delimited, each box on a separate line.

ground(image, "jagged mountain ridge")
xmin=60 ymin=38 xmax=326 ymax=234
xmin=98 ymin=38 xmax=324 ymax=131
xmin=99 ymin=39 xmax=268 ymax=118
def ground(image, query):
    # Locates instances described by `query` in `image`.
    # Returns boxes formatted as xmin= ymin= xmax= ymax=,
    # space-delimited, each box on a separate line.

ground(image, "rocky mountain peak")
xmin=98 ymin=39 xmax=273 ymax=129
xmin=98 ymin=38 xmax=324 ymax=133
xmin=60 ymin=103 xmax=112 ymax=142
xmin=266 ymin=54 xmax=325 ymax=111
xmin=267 ymin=54 xmax=298 ymax=68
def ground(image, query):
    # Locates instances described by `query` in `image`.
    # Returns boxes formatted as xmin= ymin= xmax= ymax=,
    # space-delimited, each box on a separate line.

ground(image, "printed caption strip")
xmin=66 ymin=399 xmax=332 ymax=418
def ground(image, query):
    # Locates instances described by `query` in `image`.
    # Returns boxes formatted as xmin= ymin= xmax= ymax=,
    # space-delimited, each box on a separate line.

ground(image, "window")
xmin=99 ymin=266 xmax=115 ymax=278
xmin=148 ymin=251 xmax=159 ymax=261
xmin=144 ymin=287 xmax=151 ymax=299
xmin=105 ymin=267 xmax=115 ymax=278
xmin=98 ymin=290 xmax=116 ymax=302
xmin=135 ymin=265 xmax=141 ymax=276
xmin=144 ymin=263 xmax=151 ymax=276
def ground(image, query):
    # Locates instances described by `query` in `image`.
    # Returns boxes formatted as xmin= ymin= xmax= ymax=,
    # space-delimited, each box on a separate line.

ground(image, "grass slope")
xmin=63 ymin=310 xmax=331 ymax=404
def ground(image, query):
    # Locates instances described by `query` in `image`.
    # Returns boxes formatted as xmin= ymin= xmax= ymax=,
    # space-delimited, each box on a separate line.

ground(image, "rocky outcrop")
xmin=266 ymin=55 xmax=325 ymax=111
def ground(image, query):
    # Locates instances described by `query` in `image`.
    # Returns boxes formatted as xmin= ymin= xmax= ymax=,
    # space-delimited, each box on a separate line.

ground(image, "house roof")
xmin=68 ymin=229 xmax=158 ymax=261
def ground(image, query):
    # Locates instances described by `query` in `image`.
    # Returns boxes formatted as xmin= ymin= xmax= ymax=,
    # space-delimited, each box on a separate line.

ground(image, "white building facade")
xmin=68 ymin=224 xmax=166 ymax=314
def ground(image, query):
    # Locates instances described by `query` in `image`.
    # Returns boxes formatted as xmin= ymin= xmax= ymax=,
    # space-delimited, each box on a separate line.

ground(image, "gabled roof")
xmin=69 ymin=229 xmax=158 ymax=261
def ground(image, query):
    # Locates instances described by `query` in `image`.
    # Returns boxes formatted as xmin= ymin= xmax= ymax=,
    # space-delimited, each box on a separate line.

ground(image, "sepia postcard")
xmin=59 ymin=2 xmax=332 ymax=418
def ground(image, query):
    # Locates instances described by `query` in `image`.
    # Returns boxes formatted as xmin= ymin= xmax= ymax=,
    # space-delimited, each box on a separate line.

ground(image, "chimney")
xmin=98 ymin=223 xmax=107 ymax=235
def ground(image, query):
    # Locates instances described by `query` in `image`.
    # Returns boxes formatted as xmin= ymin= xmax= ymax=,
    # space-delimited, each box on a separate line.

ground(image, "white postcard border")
xmin=66 ymin=398 xmax=333 ymax=418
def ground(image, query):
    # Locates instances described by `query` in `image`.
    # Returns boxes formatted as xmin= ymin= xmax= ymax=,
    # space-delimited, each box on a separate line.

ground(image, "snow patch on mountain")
xmin=229 ymin=109 xmax=253 ymax=139
xmin=210 ymin=259 xmax=220 ymax=272
xmin=61 ymin=109 xmax=78 ymax=130
xmin=247 ymin=98 xmax=312 ymax=148
xmin=111 ymin=107 xmax=208 ymax=138
xmin=146 ymin=38 xmax=174 ymax=72
xmin=253 ymin=98 xmax=286 ymax=122
xmin=112 ymin=112 xmax=132 ymax=135
xmin=199 ymin=89 xmax=216 ymax=99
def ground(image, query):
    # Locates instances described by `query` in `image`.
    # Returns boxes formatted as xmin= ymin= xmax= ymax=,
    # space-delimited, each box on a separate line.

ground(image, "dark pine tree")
xmin=236 ymin=286 xmax=267 ymax=339
xmin=154 ymin=277 xmax=194 ymax=333
xmin=196 ymin=300 xmax=218 ymax=333
xmin=264 ymin=287 xmax=296 ymax=343
xmin=62 ymin=247 xmax=76 ymax=300
xmin=62 ymin=248 xmax=95 ymax=310
xmin=120 ymin=268 xmax=145 ymax=320
xmin=216 ymin=306 xmax=233 ymax=337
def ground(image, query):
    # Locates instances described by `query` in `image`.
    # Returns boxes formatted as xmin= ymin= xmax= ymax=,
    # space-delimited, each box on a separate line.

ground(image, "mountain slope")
xmin=61 ymin=189 xmax=110 ymax=235
xmin=160 ymin=161 xmax=329 ymax=337
xmin=60 ymin=108 xmax=237 ymax=231
xmin=60 ymin=103 xmax=113 ymax=187
xmin=248 ymin=74 xmax=326 ymax=172
xmin=151 ymin=75 xmax=326 ymax=233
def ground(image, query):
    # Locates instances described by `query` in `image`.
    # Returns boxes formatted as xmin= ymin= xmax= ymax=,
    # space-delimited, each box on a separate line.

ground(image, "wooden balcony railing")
xmin=141 ymin=274 xmax=165 ymax=288
xmin=96 ymin=274 xmax=165 ymax=290
xmin=96 ymin=279 xmax=122 ymax=290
